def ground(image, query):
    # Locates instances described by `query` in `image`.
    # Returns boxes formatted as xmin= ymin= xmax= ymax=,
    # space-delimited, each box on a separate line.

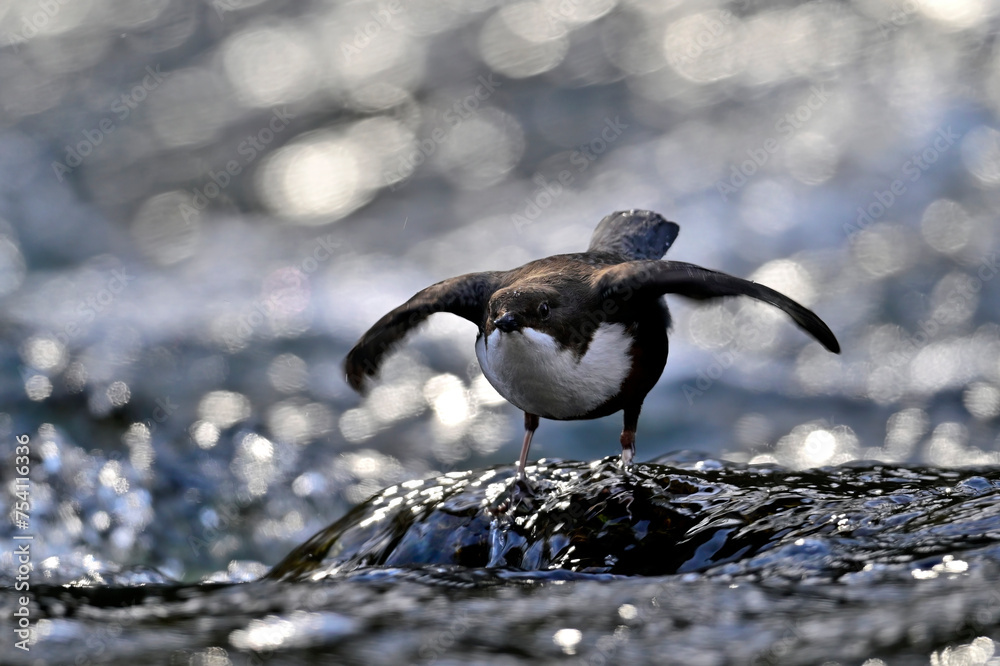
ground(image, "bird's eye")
xmin=538 ymin=302 xmax=550 ymax=319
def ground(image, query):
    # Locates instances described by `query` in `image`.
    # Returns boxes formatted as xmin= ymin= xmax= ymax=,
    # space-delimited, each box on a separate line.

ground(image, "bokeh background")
xmin=1 ymin=0 xmax=999 ymax=582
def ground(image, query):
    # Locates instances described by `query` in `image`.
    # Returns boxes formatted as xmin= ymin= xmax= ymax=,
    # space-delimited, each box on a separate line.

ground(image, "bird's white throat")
xmin=475 ymin=322 xmax=632 ymax=419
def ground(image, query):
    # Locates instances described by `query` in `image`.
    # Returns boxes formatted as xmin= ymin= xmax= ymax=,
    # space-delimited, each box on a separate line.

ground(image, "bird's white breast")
xmin=475 ymin=323 xmax=632 ymax=419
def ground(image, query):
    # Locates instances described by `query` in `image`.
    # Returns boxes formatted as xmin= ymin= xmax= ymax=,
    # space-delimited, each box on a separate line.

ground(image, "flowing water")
xmin=7 ymin=455 xmax=1000 ymax=665
xmin=2 ymin=1 xmax=1000 ymax=664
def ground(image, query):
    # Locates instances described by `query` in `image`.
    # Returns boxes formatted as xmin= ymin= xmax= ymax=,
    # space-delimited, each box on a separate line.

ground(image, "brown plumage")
xmin=345 ymin=210 xmax=840 ymax=478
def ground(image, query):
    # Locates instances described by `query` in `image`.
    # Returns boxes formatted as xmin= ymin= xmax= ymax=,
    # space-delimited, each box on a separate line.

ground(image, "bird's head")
xmin=487 ymin=284 xmax=563 ymax=336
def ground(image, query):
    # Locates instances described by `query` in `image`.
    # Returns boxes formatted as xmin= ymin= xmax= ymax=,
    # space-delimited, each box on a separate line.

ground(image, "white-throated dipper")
xmin=345 ymin=210 xmax=840 ymax=479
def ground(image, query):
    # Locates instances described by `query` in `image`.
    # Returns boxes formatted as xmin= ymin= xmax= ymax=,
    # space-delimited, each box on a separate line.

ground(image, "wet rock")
xmin=268 ymin=455 xmax=1000 ymax=582
xmin=13 ymin=456 xmax=1000 ymax=666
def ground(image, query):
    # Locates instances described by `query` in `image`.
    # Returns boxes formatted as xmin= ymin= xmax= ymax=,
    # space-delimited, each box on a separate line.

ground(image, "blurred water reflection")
xmin=0 ymin=0 xmax=998 ymax=581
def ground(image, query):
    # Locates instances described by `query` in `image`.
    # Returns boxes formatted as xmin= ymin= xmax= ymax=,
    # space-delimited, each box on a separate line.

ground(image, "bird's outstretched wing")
xmin=596 ymin=260 xmax=840 ymax=353
xmin=587 ymin=210 xmax=680 ymax=261
xmin=344 ymin=272 xmax=501 ymax=393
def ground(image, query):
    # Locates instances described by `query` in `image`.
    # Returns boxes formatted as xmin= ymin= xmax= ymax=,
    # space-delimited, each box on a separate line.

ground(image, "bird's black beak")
xmin=493 ymin=312 xmax=519 ymax=333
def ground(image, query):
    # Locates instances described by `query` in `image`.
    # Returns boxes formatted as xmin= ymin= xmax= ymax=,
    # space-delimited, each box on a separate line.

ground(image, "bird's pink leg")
xmin=620 ymin=405 xmax=640 ymax=469
xmin=517 ymin=413 xmax=539 ymax=479
xmin=620 ymin=429 xmax=635 ymax=467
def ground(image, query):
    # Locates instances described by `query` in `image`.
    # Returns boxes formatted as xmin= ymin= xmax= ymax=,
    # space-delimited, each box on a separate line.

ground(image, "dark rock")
xmin=268 ymin=456 xmax=1000 ymax=581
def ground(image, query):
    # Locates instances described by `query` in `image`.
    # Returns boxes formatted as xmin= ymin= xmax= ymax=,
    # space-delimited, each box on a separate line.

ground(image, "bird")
xmin=344 ymin=210 xmax=840 ymax=480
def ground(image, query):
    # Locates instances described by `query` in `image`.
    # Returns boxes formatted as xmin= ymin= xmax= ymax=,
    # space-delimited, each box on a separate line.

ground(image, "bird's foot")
xmin=618 ymin=425 xmax=636 ymax=475
xmin=620 ymin=448 xmax=633 ymax=467
xmin=619 ymin=444 xmax=635 ymax=475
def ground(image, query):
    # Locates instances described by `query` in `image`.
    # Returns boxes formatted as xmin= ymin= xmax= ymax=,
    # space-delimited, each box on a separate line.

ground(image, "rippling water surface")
xmin=8 ymin=455 xmax=1000 ymax=665
xmin=1 ymin=0 xmax=1000 ymax=663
